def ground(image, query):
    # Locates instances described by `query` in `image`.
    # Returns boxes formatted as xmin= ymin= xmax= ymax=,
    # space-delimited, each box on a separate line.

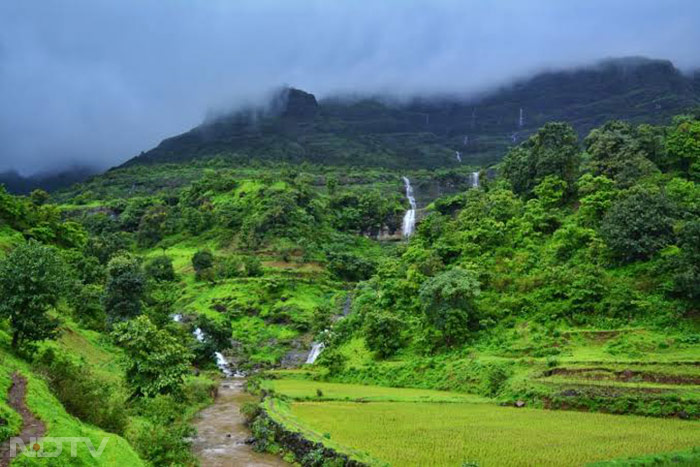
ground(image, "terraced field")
xmin=260 ymin=377 xmax=700 ymax=466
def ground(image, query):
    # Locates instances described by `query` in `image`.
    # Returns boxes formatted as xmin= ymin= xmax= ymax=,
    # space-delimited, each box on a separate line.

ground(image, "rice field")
xmin=261 ymin=378 xmax=488 ymax=403
xmin=265 ymin=390 xmax=700 ymax=466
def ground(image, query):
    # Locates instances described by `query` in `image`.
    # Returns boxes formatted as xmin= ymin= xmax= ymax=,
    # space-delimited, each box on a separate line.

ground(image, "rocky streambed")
xmin=192 ymin=378 xmax=287 ymax=467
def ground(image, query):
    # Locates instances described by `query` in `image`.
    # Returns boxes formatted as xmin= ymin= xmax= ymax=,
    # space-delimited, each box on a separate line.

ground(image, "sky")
xmin=1 ymin=0 xmax=699 ymax=176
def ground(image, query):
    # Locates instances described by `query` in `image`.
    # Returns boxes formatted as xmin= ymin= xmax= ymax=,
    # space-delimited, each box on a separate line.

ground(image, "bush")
xmin=364 ymin=311 xmax=404 ymax=358
xmin=480 ymin=363 xmax=511 ymax=397
xmin=192 ymin=249 xmax=214 ymax=280
xmin=600 ymin=189 xmax=674 ymax=263
xmin=145 ymin=255 xmax=176 ymax=282
xmin=36 ymin=347 xmax=128 ymax=434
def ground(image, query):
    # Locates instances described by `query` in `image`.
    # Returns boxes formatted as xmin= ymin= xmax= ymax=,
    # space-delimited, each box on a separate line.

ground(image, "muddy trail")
xmin=192 ymin=378 xmax=287 ymax=467
xmin=0 ymin=372 xmax=46 ymax=467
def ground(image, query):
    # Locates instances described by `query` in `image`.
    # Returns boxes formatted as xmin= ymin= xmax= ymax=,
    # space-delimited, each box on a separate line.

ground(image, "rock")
xmin=561 ymin=389 xmax=579 ymax=397
xmin=226 ymin=433 xmax=232 ymax=438
xmin=678 ymin=411 xmax=690 ymax=420
xmin=280 ymin=88 xmax=318 ymax=119
xmin=515 ymin=400 xmax=526 ymax=407
xmin=244 ymin=437 xmax=255 ymax=445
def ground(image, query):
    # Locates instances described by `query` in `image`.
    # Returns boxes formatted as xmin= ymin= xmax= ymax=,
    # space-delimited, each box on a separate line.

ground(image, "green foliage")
xmin=35 ymin=346 xmax=128 ymax=434
xmin=0 ymin=241 xmax=66 ymax=349
xmin=666 ymin=118 xmax=700 ymax=178
xmin=190 ymin=315 xmax=232 ymax=366
xmin=112 ymin=315 xmax=193 ymax=398
xmin=144 ymin=255 xmax=176 ymax=282
xmin=364 ymin=311 xmax=404 ymax=358
xmin=318 ymin=350 xmax=347 ymax=376
xmin=584 ymin=120 xmax=659 ymax=186
xmin=327 ymin=250 xmax=376 ymax=281
xmin=419 ymin=268 xmax=481 ymax=347
xmin=502 ymin=122 xmax=580 ymax=196
xmin=600 ymin=188 xmax=675 ymax=263
xmin=70 ymin=283 xmax=107 ymax=331
xmin=192 ymin=249 xmax=214 ymax=280
xmin=104 ymin=253 xmax=146 ymax=323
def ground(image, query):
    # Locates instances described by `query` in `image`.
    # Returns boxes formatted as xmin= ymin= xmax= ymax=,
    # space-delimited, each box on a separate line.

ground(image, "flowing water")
xmin=305 ymin=342 xmax=325 ymax=364
xmin=470 ymin=171 xmax=480 ymax=188
xmin=402 ymin=176 xmax=417 ymax=237
xmin=455 ymin=150 xmax=462 ymax=163
xmin=192 ymin=379 xmax=286 ymax=467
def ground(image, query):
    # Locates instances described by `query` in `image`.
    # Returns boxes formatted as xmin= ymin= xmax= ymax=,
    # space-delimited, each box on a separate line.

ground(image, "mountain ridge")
xmin=123 ymin=56 xmax=699 ymax=170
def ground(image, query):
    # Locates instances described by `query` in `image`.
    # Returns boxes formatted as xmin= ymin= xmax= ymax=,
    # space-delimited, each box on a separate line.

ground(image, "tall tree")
xmin=0 ymin=241 xmax=66 ymax=349
xmin=112 ymin=316 xmax=192 ymax=398
xmin=502 ymin=122 xmax=580 ymax=197
xmin=104 ymin=254 xmax=146 ymax=323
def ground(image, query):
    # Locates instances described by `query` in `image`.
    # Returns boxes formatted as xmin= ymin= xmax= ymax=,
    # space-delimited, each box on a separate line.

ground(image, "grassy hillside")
xmin=1 ymin=101 xmax=698 ymax=465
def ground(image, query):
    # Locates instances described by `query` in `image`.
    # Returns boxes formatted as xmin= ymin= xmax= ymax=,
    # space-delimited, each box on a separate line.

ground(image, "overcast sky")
xmin=1 ymin=0 xmax=699 ymax=175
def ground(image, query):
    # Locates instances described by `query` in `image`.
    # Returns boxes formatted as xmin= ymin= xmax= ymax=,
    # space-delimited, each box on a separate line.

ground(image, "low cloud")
xmin=1 ymin=0 xmax=699 ymax=175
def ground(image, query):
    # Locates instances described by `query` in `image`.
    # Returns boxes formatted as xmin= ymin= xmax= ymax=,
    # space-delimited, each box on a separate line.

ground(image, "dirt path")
xmin=0 ymin=372 xmax=46 ymax=467
xmin=192 ymin=378 xmax=287 ymax=467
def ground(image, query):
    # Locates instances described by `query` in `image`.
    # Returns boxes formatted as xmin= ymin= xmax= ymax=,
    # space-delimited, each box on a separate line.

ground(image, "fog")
xmin=1 ymin=0 xmax=699 ymax=175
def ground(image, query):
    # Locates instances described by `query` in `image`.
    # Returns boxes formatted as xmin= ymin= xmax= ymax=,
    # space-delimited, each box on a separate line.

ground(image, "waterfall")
xmin=173 ymin=315 xmax=235 ymax=377
xmin=471 ymin=171 xmax=480 ymax=188
xmin=305 ymin=342 xmax=325 ymax=364
xmin=215 ymin=351 xmax=234 ymax=377
xmin=519 ymin=107 xmax=524 ymax=128
xmin=455 ymin=151 xmax=462 ymax=163
xmin=402 ymin=176 xmax=417 ymax=237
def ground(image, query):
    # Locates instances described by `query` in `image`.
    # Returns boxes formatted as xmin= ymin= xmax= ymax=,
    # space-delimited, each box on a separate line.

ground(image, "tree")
xmin=502 ymin=122 xmax=580 ymax=197
xmin=29 ymin=189 xmax=50 ymax=206
xmin=145 ymin=255 xmax=176 ymax=282
xmin=104 ymin=254 xmax=146 ymax=323
xmin=364 ymin=311 xmax=403 ymax=358
xmin=418 ymin=268 xmax=481 ymax=347
xmin=192 ymin=250 xmax=214 ymax=280
xmin=665 ymin=118 xmax=700 ymax=179
xmin=584 ymin=121 xmax=658 ymax=186
xmin=600 ymin=189 xmax=675 ymax=263
xmin=673 ymin=220 xmax=700 ymax=303
xmin=112 ymin=316 xmax=192 ymax=398
xmin=0 ymin=241 xmax=66 ymax=349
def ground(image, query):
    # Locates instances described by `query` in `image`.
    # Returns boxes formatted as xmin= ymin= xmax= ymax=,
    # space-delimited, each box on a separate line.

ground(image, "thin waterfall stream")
xmin=402 ymin=176 xmax=417 ymax=237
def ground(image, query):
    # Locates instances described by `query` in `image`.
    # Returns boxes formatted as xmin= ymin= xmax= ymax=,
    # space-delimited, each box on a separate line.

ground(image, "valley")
xmin=0 ymin=58 xmax=699 ymax=466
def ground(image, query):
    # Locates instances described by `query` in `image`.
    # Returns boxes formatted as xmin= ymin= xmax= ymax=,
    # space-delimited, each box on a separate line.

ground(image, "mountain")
xmin=123 ymin=57 xmax=699 ymax=170
xmin=0 ymin=167 xmax=98 ymax=194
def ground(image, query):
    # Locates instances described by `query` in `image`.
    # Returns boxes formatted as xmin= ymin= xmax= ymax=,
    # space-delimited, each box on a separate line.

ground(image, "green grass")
xmin=261 ymin=378 xmax=489 ymax=403
xmin=269 ymin=399 xmax=700 ymax=466
xmin=0 ymin=345 xmax=143 ymax=466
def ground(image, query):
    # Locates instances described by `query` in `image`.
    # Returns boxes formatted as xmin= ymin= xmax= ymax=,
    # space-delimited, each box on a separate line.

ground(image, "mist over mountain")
xmin=124 ymin=57 xmax=700 ymax=170
xmin=1 ymin=0 xmax=700 ymax=176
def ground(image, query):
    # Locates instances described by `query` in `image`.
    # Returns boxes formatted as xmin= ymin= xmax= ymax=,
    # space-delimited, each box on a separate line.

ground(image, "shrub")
xmin=36 ymin=347 xmax=128 ymax=434
xmin=145 ymin=255 xmax=175 ymax=282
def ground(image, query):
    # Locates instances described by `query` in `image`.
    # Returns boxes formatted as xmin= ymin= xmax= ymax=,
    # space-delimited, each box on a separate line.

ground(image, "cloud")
xmin=1 ymin=0 xmax=699 ymax=175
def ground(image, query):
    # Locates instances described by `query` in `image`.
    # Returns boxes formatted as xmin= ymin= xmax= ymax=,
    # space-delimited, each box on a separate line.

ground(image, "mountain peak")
xmin=274 ymin=87 xmax=318 ymax=119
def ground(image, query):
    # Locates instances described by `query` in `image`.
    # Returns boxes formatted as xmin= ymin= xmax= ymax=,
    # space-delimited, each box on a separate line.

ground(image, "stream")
xmin=192 ymin=378 xmax=287 ymax=467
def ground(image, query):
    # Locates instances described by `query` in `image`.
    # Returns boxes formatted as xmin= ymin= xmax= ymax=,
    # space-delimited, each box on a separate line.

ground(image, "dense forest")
xmin=0 ymin=103 xmax=699 ymax=465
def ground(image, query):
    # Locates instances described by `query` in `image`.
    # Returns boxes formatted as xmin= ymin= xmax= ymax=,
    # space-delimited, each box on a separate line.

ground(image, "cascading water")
xmin=173 ymin=315 xmax=234 ymax=377
xmin=471 ymin=171 xmax=480 ymax=188
xmin=305 ymin=342 xmax=325 ymax=364
xmin=455 ymin=151 xmax=462 ymax=163
xmin=402 ymin=176 xmax=417 ymax=237
xmin=215 ymin=352 xmax=234 ymax=377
